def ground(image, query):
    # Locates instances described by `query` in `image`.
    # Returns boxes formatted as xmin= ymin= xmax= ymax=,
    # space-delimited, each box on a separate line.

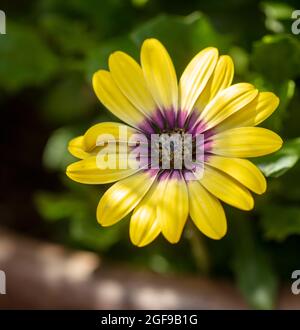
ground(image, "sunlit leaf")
xmin=255 ymin=138 xmax=300 ymax=177
xmin=261 ymin=1 xmax=294 ymax=33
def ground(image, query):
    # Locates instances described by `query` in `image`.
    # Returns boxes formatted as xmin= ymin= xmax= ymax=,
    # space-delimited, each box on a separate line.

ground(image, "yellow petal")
xmin=198 ymin=83 xmax=258 ymax=130
xmin=207 ymin=155 xmax=266 ymax=194
xmin=157 ymin=172 xmax=189 ymax=243
xmin=130 ymin=181 xmax=161 ymax=247
xmin=68 ymin=136 xmax=96 ymax=159
xmin=200 ymin=164 xmax=254 ymax=211
xmin=179 ymin=47 xmax=218 ymax=113
xmin=66 ymin=156 xmax=140 ymax=184
xmin=187 ymin=180 xmax=227 ymax=239
xmin=211 ymin=127 xmax=283 ymax=158
xmin=194 ymin=55 xmax=234 ymax=113
xmin=109 ymin=51 xmax=156 ymax=117
xmin=215 ymin=92 xmax=280 ymax=132
xmin=141 ymin=38 xmax=178 ymax=111
xmin=93 ymin=70 xmax=145 ymax=128
xmin=83 ymin=122 xmax=139 ymax=152
xmin=97 ymin=170 xmax=157 ymax=226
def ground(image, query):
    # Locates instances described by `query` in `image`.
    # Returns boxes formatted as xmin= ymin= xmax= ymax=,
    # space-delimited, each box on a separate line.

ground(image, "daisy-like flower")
xmin=66 ymin=38 xmax=282 ymax=247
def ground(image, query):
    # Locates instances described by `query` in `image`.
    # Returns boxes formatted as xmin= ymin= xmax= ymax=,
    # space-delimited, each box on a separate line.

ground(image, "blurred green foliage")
xmin=1 ymin=0 xmax=300 ymax=309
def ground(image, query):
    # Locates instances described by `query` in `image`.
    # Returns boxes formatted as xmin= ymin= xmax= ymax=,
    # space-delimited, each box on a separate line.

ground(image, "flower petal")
xmin=68 ymin=136 xmax=95 ymax=159
xmin=215 ymin=92 xmax=280 ymax=132
xmin=130 ymin=181 xmax=161 ymax=247
xmin=109 ymin=51 xmax=157 ymax=117
xmin=97 ymin=170 xmax=157 ymax=226
xmin=66 ymin=156 xmax=140 ymax=184
xmin=200 ymin=164 xmax=254 ymax=210
xmin=210 ymin=127 xmax=283 ymax=157
xmin=141 ymin=38 xmax=178 ymax=111
xmin=207 ymin=155 xmax=266 ymax=194
xmin=157 ymin=172 xmax=189 ymax=243
xmin=179 ymin=47 xmax=218 ymax=114
xmin=83 ymin=122 xmax=140 ymax=152
xmin=93 ymin=70 xmax=145 ymax=128
xmin=194 ymin=55 xmax=234 ymax=114
xmin=198 ymin=83 xmax=258 ymax=131
xmin=187 ymin=180 xmax=227 ymax=239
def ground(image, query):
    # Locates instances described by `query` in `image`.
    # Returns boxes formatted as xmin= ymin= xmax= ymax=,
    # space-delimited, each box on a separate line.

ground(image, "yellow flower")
xmin=66 ymin=38 xmax=282 ymax=247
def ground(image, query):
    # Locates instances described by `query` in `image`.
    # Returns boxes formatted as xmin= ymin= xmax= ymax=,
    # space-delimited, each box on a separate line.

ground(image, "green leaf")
xmin=35 ymin=192 xmax=84 ymax=221
xmin=37 ymin=0 xmax=131 ymax=38
xmin=69 ymin=212 xmax=123 ymax=251
xmin=259 ymin=153 xmax=298 ymax=178
xmin=232 ymin=221 xmax=278 ymax=310
xmin=131 ymin=0 xmax=149 ymax=7
xmin=252 ymin=35 xmax=300 ymax=82
xmin=234 ymin=250 xmax=278 ymax=309
xmin=85 ymin=12 xmax=231 ymax=85
xmin=131 ymin=12 xmax=231 ymax=72
xmin=270 ymin=79 xmax=295 ymax=130
xmin=85 ymin=36 xmax=138 ymax=81
xmin=255 ymin=138 xmax=300 ymax=177
xmin=41 ymin=75 xmax=95 ymax=125
xmin=261 ymin=2 xmax=294 ymax=20
xmin=228 ymin=46 xmax=249 ymax=76
xmin=261 ymin=205 xmax=300 ymax=241
xmin=35 ymin=189 xmax=121 ymax=251
xmin=261 ymin=2 xmax=294 ymax=33
xmin=39 ymin=14 xmax=97 ymax=55
xmin=43 ymin=127 xmax=75 ymax=171
xmin=0 ymin=22 xmax=59 ymax=91
xmin=246 ymin=76 xmax=295 ymax=131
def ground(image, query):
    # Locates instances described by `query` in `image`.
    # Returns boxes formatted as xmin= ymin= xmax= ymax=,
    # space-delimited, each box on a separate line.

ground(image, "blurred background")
xmin=1 ymin=0 xmax=300 ymax=309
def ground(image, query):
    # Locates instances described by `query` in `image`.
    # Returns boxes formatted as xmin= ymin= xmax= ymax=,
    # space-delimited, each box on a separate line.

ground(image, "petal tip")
xmin=166 ymin=238 xmax=180 ymax=244
xmin=66 ymin=163 xmax=76 ymax=180
xmin=256 ymin=187 xmax=267 ymax=195
xmin=211 ymin=229 xmax=227 ymax=240
xmin=272 ymin=134 xmax=284 ymax=153
xmin=92 ymin=69 xmax=109 ymax=88
xmin=131 ymin=238 xmax=149 ymax=248
xmin=143 ymin=37 xmax=160 ymax=45
xmin=141 ymin=38 xmax=166 ymax=54
xmin=65 ymin=165 xmax=72 ymax=177
xmin=108 ymin=51 xmax=124 ymax=67
xmin=163 ymin=231 xmax=181 ymax=244
xmin=244 ymin=201 xmax=255 ymax=211
xmin=257 ymin=179 xmax=267 ymax=195
xmin=274 ymin=95 xmax=280 ymax=108
xmin=96 ymin=206 xmax=110 ymax=227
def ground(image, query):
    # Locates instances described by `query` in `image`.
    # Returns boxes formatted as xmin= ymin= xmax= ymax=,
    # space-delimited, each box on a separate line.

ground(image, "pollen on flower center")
xmin=146 ymin=126 xmax=203 ymax=171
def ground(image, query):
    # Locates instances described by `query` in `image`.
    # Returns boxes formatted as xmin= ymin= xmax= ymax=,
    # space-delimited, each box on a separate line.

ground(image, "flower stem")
xmin=185 ymin=223 xmax=210 ymax=274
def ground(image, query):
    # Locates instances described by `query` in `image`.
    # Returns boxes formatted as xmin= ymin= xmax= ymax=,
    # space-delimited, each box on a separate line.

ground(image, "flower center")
xmin=148 ymin=128 xmax=202 ymax=171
